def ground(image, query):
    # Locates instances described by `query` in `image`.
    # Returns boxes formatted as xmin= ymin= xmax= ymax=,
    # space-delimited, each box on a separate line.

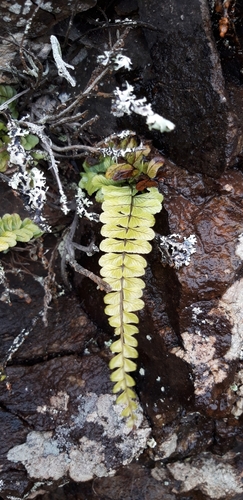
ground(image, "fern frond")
xmin=99 ymin=185 xmax=163 ymax=425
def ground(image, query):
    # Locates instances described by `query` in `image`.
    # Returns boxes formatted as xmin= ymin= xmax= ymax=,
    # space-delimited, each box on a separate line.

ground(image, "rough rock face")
xmin=1 ymin=0 xmax=243 ymax=499
xmin=1 ymin=357 xmax=149 ymax=494
xmin=0 ymin=0 xmax=97 ymax=82
xmin=1 ymin=0 xmax=97 ymax=36
xmin=137 ymin=0 xmax=241 ymax=177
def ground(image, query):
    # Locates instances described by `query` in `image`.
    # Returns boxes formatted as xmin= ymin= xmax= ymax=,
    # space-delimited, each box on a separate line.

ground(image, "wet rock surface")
xmin=1 ymin=0 xmax=243 ymax=499
xmin=1 ymin=0 xmax=97 ymax=37
xmin=137 ymin=0 xmax=241 ymax=177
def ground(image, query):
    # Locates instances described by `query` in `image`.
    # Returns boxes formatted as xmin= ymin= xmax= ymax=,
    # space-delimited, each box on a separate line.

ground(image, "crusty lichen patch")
xmin=167 ymin=453 xmax=243 ymax=498
xmin=7 ymin=392 xmax=150 ymax=482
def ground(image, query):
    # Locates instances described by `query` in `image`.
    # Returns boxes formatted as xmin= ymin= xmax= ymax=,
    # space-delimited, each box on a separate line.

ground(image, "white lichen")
xmin=75 ymin=187 xmax=99 ymax=222
xmin=158 ymin=233 xmax=197 ymax=269
xmin=0 ymin=262 xmax=6 ymax=285
xmin=113 ymin=54 xmax=132 ymax=71
xmin=97 ymin=51 xmax=111 ymax=66
xmin=7 ymin=120 xmax=32 ymax=169
xmin=112 ymin=82 xmax=175 ymax=133
xmin=50 ymin=35 xmax=76 ymax=87
xmin=9 ymin=167 xmax=48 ymax=213
xmin=20 ymin=121 xmax=70 ymax=215
xmin=235 ymin=233 xmax=243 ymax=260
xmin=97 ymin=51 xmax=132 ymax=71
xmin=7 ymin=392 xmax=150 ymax=482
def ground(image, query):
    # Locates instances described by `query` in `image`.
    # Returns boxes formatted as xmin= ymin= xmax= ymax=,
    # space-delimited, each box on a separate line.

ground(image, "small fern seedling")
xmin=79 ymin=135 xmax=163 ymax=426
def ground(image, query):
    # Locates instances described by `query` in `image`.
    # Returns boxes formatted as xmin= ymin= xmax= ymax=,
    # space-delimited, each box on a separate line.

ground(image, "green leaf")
xmin=110 ymin=338 xmax=139 ymax=356
xmin=31 ymin=150 xmax=47 ymax=161
xmin=110 ymin=367 xmax=125 ymax=382
xmin=112 ymin=380 xmax=125 ymax=392
xmin=2 ymin=214 xmax=13 ymax=231
xmin=133 ymin=188 xmax=163 ymax=212
xmin=109 ymin=352 xmax=123 ymax=369
xmin=11 ymin=213 xmax=22 ymax=230
xmin=110 ymin=338 xmax=122 ymax=352
xmin=108 ymin=312 xmax=139 ymax=328
xmin=14 ymin=228 xmax=35 ymax=242
xmin=114 ymin=324 xmax=139 ymax=337
xmin=123 ymin=333 xmax=138 ymax=347
xmin=104 ymin=276 xmax=145 ymax=291
xmin=99 ymin=253 xmax=124 ymax=268
xmin=99 ymin=253 xmax=147 ymax=272
xmin=21 ymin=134 xmax=39 ymax=151
xmin=0 ymin=214 xmax=42 ymax=252
xmin=0 ymin=149 xmax=9 ymax=172
xmin=100 ymin=267 xmax=123 ymax=279
xmin=101 ymin=225 xmax=155 ymax=241
xmin=116 ymin=388 xmax=137 ymax=405
xmin=100 ymin=238 xmax=152 ymax=254
xmin=105 ymin=298 xmax=143 ymax=316
xmin=0 ymin=238 xmax=13 ymax=251
xmin=123 ymin=324 xmax=139 ymax=335
xmin=125 ymin=373 xmax=137 ymax=386
xmin=100 ymin=210 xmax=155 ymax=228
xmin=113 ymin=374 xmax=136 ymax=392
xmin=121 ymin=401 xmax=137 ymax=416
xmin=123 ymin=277 xmax=146 ymax=290
xmin=115 ymin=391 xmax=129 ymax=405
xmin=0 ymin=231 xmax=17 ymax=248
xmin=100 ymin=256 xmax=147 ymax=278
xmin=83 ymin=155 xmax=114 ymax=174
xmin=104 ymin=289 xmax=143 ymax=306
xmin=124 ymin=358 xmax=137 ymax=372
xmin=123 ymin=298 xmax=144 ymax=312
xmin=21 ymin=218 xmax=42 ymax=238
xmin=0 ymin=122 xmax=7 ymax=131
xmin=0 ymin=85 xmax=18 ymax=118
xmin=79 ymin=172 xmax=99 ymax=196
xmin=123 ymin=344 xmax=138 ymax=359
xmin=101 ymin=184 xmax=133 ymax=197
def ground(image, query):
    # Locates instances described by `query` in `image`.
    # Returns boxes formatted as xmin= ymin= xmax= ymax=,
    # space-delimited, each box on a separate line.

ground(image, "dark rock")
xmin=0 ymin=355 xmax=150 ymax=498
xmin=1 ymin=0 xmax=97 ymax=37
xmin=137 ymin=0 xmax=240 ymax=177
xmin=115 ymin=0 xmax=138 ymax=17
xmin=167 ymin=451 xmax=243 ymax=498
xmin=1 ymin=1 xmax=243 ymax=499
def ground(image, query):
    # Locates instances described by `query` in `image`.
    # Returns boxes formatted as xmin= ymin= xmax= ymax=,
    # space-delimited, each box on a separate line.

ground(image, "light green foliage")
xmin=0 ymin=121 xmax=10 ymax=172
xmin=0 ymin=85 xmax=40 ymax=172
xmin=79 ymin=135 xmax=164 ymax=201
xmin=0 ymin=213 xmax=42 ymax=251
xmin=20 ymin=134 xmax=39 ymax=151
xmin=79 ymin=156 xmax=116 ymax=198
xmin=80 ymin=135 xmax=163 ymax=425
xmin=0 ymin=85 xmax=18 ymax=118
